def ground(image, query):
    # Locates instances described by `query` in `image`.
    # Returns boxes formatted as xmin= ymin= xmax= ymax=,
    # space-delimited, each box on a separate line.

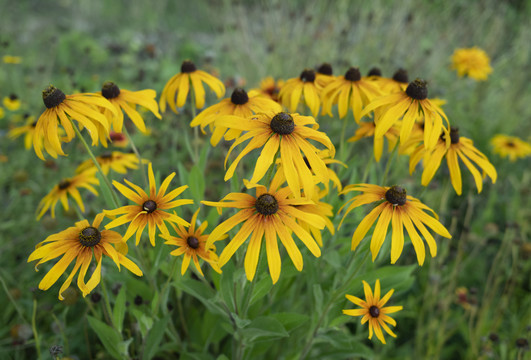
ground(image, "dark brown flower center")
xmin=506 ymin=141 xmax=515 ymax=148
xmin=368 ymin=67 xmax=382 ymax=77
xmin=181 ymin=60 xmax=197 ymax=73
xmin=316 ymin=63 xmax=333 ymax=75
xmin=299 ymin=69 xmax=316 ymax=82
xmin=270 ymin=112 xmax=295 ymax=135
xmin=110 ymin=131 xmax=125 ymax=141
xmin=344 ymin=67 xmax=361 ymax=82
xmin=369 ymin=305 xmax=380 ymax=318
xmin=101 ymin=81 xmax=121 ymax=99
xmin=393 ymin=68 xmax=409 ymax=83
xmin=79 ymin=226 xmax=102 ymax=247
xmin=230 ymin=87 xmax=249 ymax=105
xmin=405 ymin=79 xmax=428 ymax=100
xmin=58 ymin=180 xmax=71 ymax=190
xmin=31 ymin=121 xmax=37 ymax=127
xmin=516 ymin=338 xmax=529 ymax=349
xmin=9 ymin=93 xmax=18 ymax=100
xmin=440 ymin=127 xmax=460 ymax=144
xmin=100 ymin=152 xmax=113 ymax=159
xmin=187 ymin=236 xmax=200 ymax=249
xmin=385 ymin=185 xmax=407 ymax=206
xmin=255 ymin=194 xmax=279 ymax=216
xmin=142 ymin=200 xmax=157 ymax=213
xmin=42 ymin=85 xmax=66 ymax=109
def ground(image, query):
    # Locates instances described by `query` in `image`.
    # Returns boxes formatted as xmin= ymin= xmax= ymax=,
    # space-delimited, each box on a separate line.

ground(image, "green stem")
xmin=100 ymin=280 xmax=115 ymax=329
xmin=0 ymin=273 xmax=29 ymax=324
xmin=299 ymin=248 xmax=371 ymax=359
xmin=123 ymin=126 xmax=148 ymax=188
xmin=381 ymin=145 xmax=398 ymax=185
xmin=32 ymin=298 xmax=42 ymax=360
xmin=154 ymin=255 xmax=180 ymax=317
xmin=71 ymin=122 xmax=120 ymax=208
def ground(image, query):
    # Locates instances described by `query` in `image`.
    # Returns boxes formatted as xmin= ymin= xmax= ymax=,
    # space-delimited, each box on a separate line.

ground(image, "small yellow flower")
xmin=28 ymin=213 xmax=142 ymax=300
xmin=339 ymin=184 xmax=451 ymax=265
xmin=161 ymin=209 xmax=222 ymax=276
xmin=105 ymin=163 xmax=193 ymax=246
xmin=451 ymin=47 xmax=493 ymax=81
xmin=8 ymin=116 xmax=37 ymax=150
xmin=279 ymin=69 xmax=323 ymax=117
xmin=99 ymin=81 xmax=161 ymax=134
xmin=36 ymin=169 xmax=99 ymax=220
xmin=0 ymin=107 xmax=4 ymax=119
xmin=159 ymin=60 xmax=225 ymax=113
xmin=254 ymin=76 xmax=284 ymax=102
xmin=3 ymin=55 xmax=22 ymax=64
xmin=3 ymin=94 xmax=21 ymax=111
xmin=491 ymin=134 xmax=531 ymax=162
xmin=76 ymin=151 xmax=145 ymax=175
xmin=348 ymin=121 xmax=400 ymax=162
xmin=343 ymin=279 xmax=403 ymax=344
xmin=315 ymin=63 xmax=336 ymax=90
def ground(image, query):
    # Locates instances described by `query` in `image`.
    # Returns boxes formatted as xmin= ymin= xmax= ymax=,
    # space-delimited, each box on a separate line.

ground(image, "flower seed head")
xmin=344 ymin=67 xmax=361 ymax=82
xmin=316 ymin=63 xmax=333 ymax=75
xmin=405 ymin=79 xmax=428 ymax=100
xmin=187 ymin=236 xmax=200 ymax=249
xmin=230 ymin=87 xmax=249 ymax=105
xmin=270 ymin=112 xmax=295 ymax=135
xmin=299 ymin=69 xmax=316 ymax=82
xmin=58 ymin=180 xmax=71 ymax=190
xmin=393 ymin=68 xmax=409 ymax=83
xmin=368 ymin=67 xmax=382 ymax=77
xmin=255 ymin=194 xmax=279 ymax=216
xmin=385 ymin=185 xmax=407 ymax=206
xmin=369 ymin=306 xmax=380 ymax=317
xmin=181 ymin=60 xmax=197 ymax=73
xmin=42 ymin=85 xmax=66 ymax=109
xmin=101 ymin=81 xmax=121 ymax=99
xmin=79 ymin=226 xmax=102 ymax=247
xmin=142 ymin=200 xmax=157 ymax=213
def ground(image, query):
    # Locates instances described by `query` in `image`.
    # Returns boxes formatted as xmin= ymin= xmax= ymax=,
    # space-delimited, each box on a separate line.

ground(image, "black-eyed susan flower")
xmin=315 ymin=63 xmax=336 ymax=89
xmin=76 ymin=151 xmax=144 ymax=175
xmin=202 ymin=177 xmax=325 ymax=284
xmin=279 ymin=68 xmax=322 ymax=117
xmin=37 ymin=169 xmax=99 ymax=220
xmin=343 ymin=279 xmax=403 ymax=344
xmin=8 ymin=116 xmax=37 ymax=150
xmin=254 ymin=76 xmax=284 ymax=102
xmin=160 ymin=209 xmax=221 ymax=276
xmin=3 ymin=94 xmax=21 ymax=111
xmin=0 ymin=107 xmax=4 ymax=119
xmin=339 ymin=184 xmax=451 ymax=265
xmin=33 ymin=85 xmax=117 ymax=160
xmin=361 ymin=79 xmax=450 ymax=149
xmin=105 ymin=163 xmax=193 ymax=246
xmin=451 ymin=47 xmax=493 ymax=81
xmin=159 ymin=60 xmax=225 ymax=113
xmin=294 ymin=186 xmax=335 ymax=247
xmin=322 ymin=67 xmax=382 ymax=122
xmin=218 ymin=111 xmax=335 ymax=199
xmin=28 ymin=213 xmax=142 ymax=300
xmin=378 ymin=68 xmax=410 ymax=94
xmin=189 ymin=87 xmax=282 ymax=146
xmin=490 ymin=134 xmax=531 ymax=162
xmin=409 ymin=127 xmax=497 ymax=195
xmin=348 ymin=121 xmax=400 ymax=162
xmin=99 ymin=81 xmax=161 ymax=134
xmin=109 ymin=130 xmax=129 ymax=147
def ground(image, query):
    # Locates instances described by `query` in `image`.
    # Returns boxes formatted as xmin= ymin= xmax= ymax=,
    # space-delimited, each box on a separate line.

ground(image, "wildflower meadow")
xmin=1 ymin=1 xmax=530 ymax=359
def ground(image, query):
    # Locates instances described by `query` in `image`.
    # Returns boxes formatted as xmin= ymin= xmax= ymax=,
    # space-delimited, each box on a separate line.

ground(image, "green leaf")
xmin=244 ymin=316 xmax=289 ymax=343
xmin=96 ymin=171 xmax=116 ymax=209
xmin=87 ymin=316 xmax=123 ymax=360
xmin=249 ymin=277 xmax=273 ymax=306
xmin=178 ymin=278 xmax=227 ymax=317
xmin=219 ymin=261 xmax=236 ymax=312
xmin=313 ymin=284 xmax=324 ymax=310
xmin=131 ymin=309 xmax=154 ymax=339
xmin=270 ymin=312 xmax=309 ymax=332
xmin=112 ymin=285 xmax=127 ymax=333
xmin=188 ymin=165 xmax=205 ymax=203
xmin=142 ymin=317 xmax=169 ymax=360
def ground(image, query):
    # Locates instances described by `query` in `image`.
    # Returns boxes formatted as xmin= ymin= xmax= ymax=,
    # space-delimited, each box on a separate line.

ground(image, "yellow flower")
xmin=218 ymin=111 xmax=335 ymax=199
xmin=339 ymin=184 xmax=451 ymax=265
xmin=105 ymin=163 xmax=193 ymax=246
xmin=378 ymin=68 xmax=410 ymax=94
xmin=293 ymin=186 xmax=335 ymax=247
xmin=36 ymin=169 xmax=99 ymax=220
xmin=451 ymin=47 xmax=493 ymax=81
xmin=360 ymin=79 xmax=450 ymax=149
xmin=322 ymin=67 xmax=382 ymax=122
xmin=33 ymin=85 xmax=117 ymax=160
xmin=3 ymin=94 xmax=21 ymax=111
xmin=99 ymin=81 xmax=161 ymax=134
xmin=3 ymin=55 xmax=22 ymax=64
xmin=409 ymin=127 xmax=497 ymax=195
xmin=189 ymin=87 xmax=282 ymax=146
xmin=315 ymin=63 xmax=336 ymax=90
xmin=8 ymin=116 xmax=37 ymax=150
xmin=491 ymin=134 xmax=531 ymax=162
xmin=343 ymin=279 xmax=403 ymax=344
xmin=76 ymin=151 xmax=144 ymax=175
xmin=28 ymin=213 xmax=142 ymax=300
xmin=254 ymin=76 xmax=284 ymax=102
xmin=159 ymin=60 xmax=225 ymax=113
xmin=0 ymin=107 xmax=4 ymax=119
xmin=109 ymin=131 xmax=129 ymax=147
xmin=202 ymin=177 xmax=325 ymax=284
xmin=160 ymin=209 xmax=221 ymax=276
xmin=279 ymin=69 xmax=323 ymax=117
xmin=348 ymin=121 xmax=400 ymax=162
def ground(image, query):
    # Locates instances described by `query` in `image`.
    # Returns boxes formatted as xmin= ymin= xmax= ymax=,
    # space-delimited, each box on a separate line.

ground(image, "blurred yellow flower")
xmin=8 ymin=116 xmax=37 ymax=149
xmin=3 ymin=55 xmax=22 ymax=64
xmin=491 ymin=134 xmax=531 ymax=162
xmin=451 ymin=47 xmax=493 ymax=81
xmin=279 ymin=69 xmax=323 ymax=117
xmin=76 ymin=151 xmax=145 ymax=175
xmin=3 ymin=94 xmax=21 ymax=111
